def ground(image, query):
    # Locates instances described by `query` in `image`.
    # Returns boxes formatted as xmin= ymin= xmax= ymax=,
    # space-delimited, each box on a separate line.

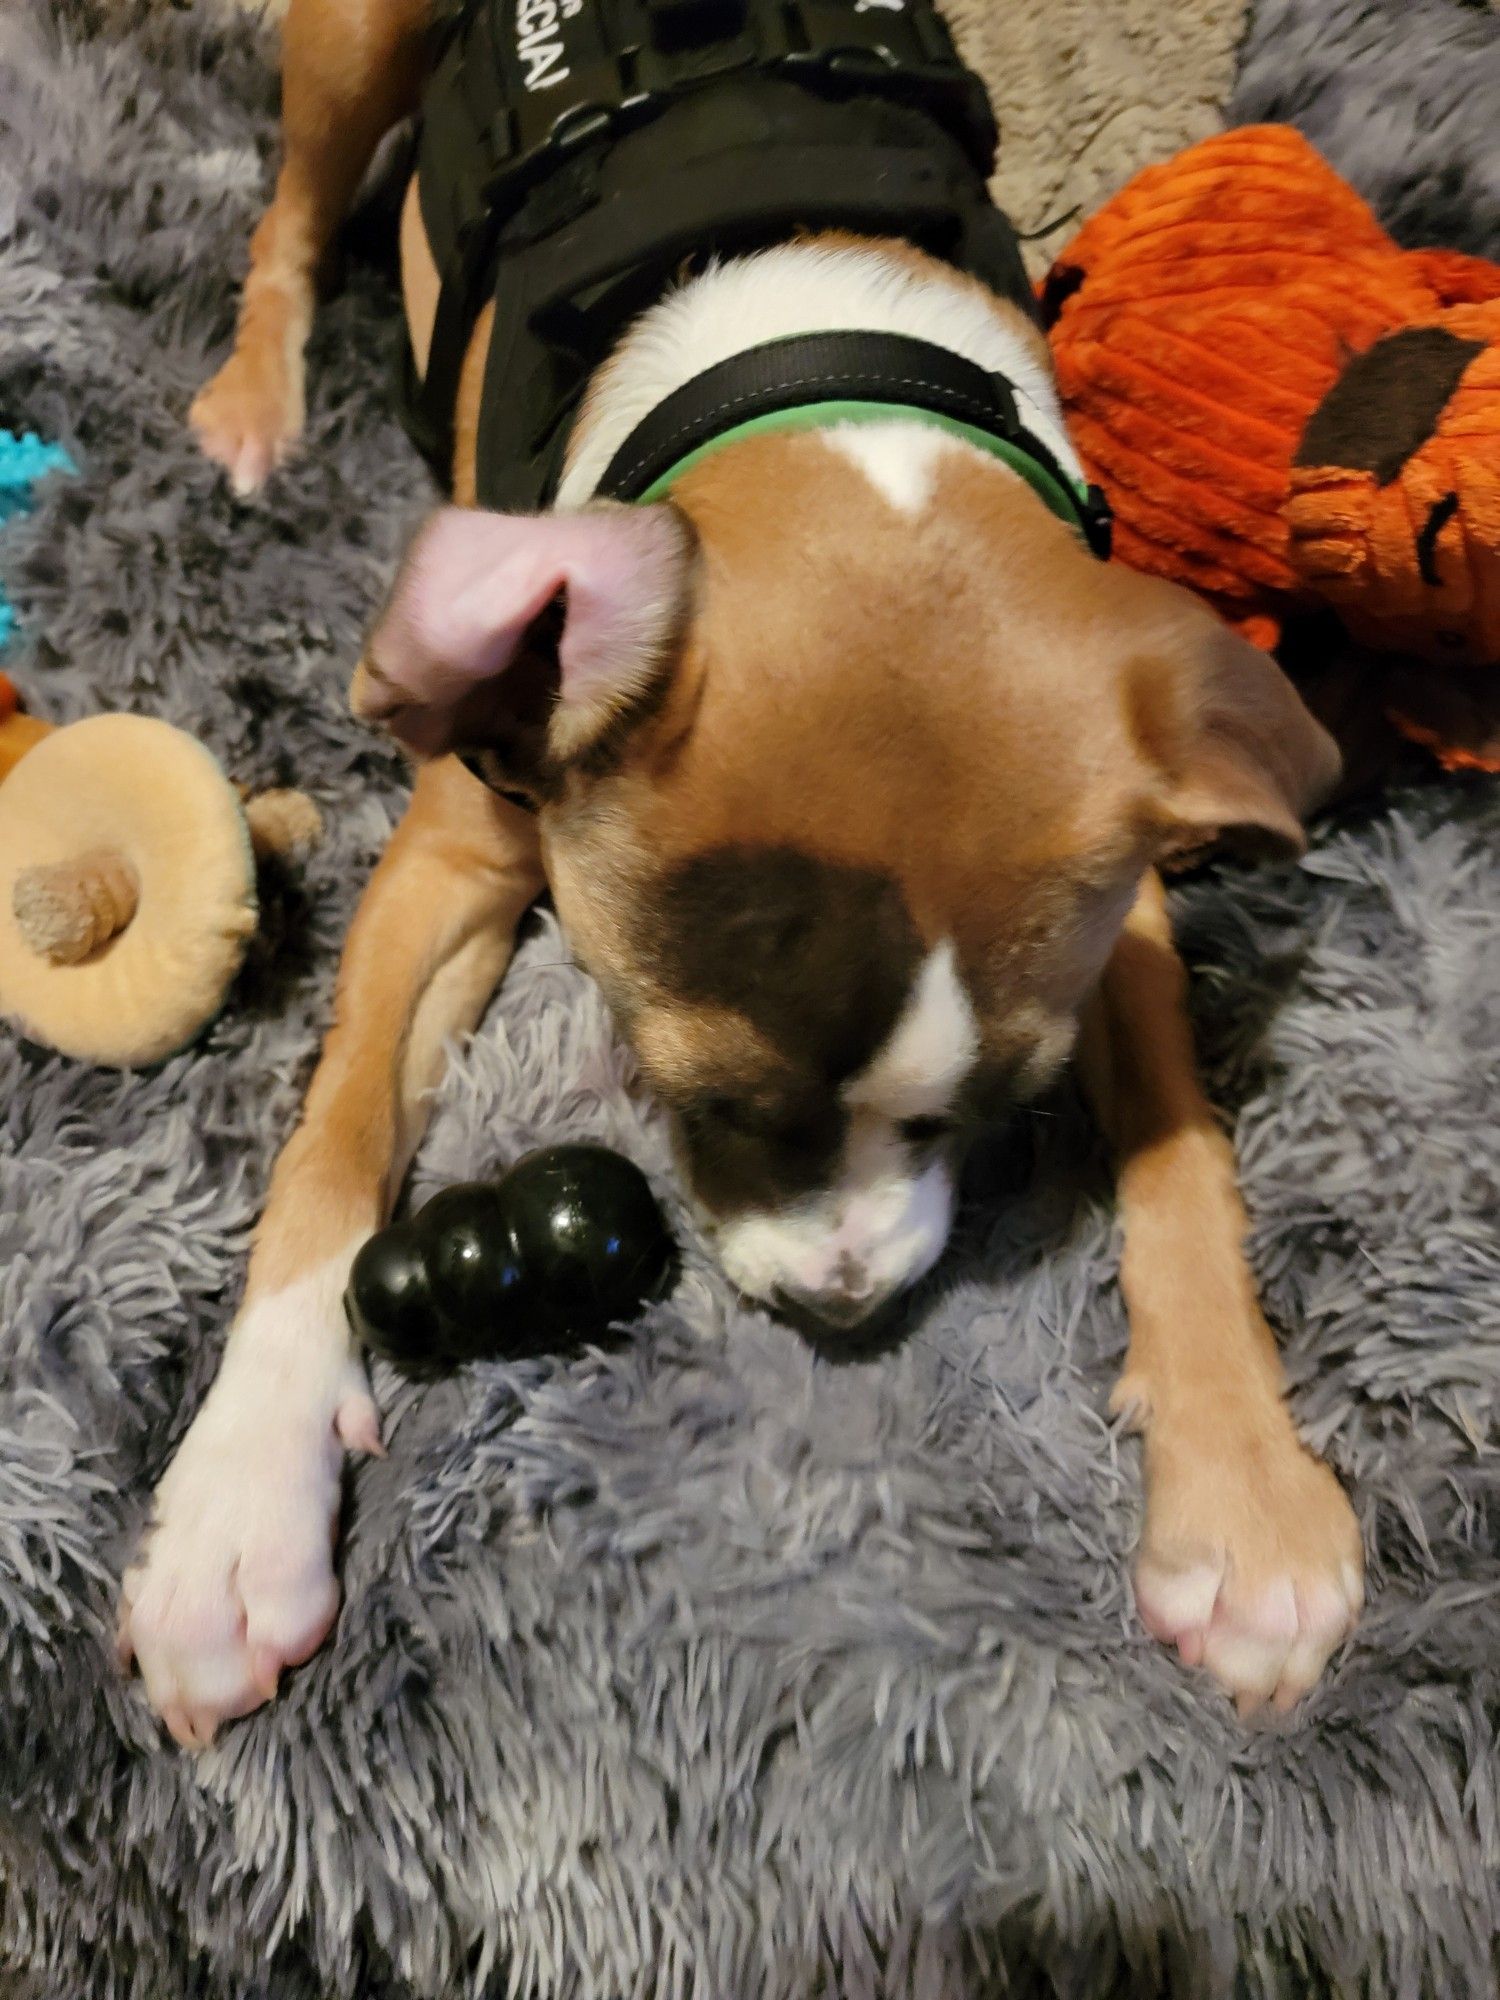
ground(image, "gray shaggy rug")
xmin=1230 ymin=0 xmax=1500 ymax=258
xmin=2 ymin=2 xmax=1499 ymax=1996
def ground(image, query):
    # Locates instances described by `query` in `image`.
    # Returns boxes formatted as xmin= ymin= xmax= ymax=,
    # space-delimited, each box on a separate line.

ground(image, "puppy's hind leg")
xmin=192 ymin=0 xmax=431 ymax=491
xmin=118 ymin=761 xmax=544 ymax=1747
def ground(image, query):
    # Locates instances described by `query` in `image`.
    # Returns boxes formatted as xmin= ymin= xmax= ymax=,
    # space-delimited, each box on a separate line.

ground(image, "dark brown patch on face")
xmin=674 ymin=1084 xmax=846 ymax=1216
xmin=648 ymin=846 xmax=920 ymax=1078
xmin=543 ymin=425 xmax=1320 ymax=1228
xmin=638 ymin=846 xmax=922 ymax=1213
xmin=1296 ymin=328 xmax=1483 ymax=486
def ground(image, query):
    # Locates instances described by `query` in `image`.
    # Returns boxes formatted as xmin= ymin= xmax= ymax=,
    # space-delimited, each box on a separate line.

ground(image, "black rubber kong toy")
xmin=346 ymin=1144 xmax=674 ymax=1369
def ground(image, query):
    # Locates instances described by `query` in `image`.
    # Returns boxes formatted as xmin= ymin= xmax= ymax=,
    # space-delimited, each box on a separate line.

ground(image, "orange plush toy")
xmin=1043 ymin=125 xmax=1500 ymax=773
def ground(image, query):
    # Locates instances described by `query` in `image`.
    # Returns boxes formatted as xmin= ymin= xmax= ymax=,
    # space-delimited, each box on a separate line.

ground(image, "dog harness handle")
xmin=400 ymin=0 xmax=1042 ymax=505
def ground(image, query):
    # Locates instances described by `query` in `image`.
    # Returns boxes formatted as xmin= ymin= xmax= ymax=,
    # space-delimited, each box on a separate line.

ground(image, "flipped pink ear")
xmin=352 ymin=504 xmax=694 ymax=762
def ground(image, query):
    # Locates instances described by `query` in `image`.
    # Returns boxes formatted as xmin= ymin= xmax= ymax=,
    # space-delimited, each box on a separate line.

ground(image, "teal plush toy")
xmin=0 ymin=431 xmax=74 ymax=650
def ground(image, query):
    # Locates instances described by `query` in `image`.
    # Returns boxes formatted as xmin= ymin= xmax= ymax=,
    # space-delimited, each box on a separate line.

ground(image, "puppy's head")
xmin=355 ymin=431 xmax=1337 ymax=1337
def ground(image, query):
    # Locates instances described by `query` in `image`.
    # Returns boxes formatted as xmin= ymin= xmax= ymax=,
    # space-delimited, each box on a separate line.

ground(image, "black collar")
xmin=588 ymin=329 xmax=1112 ymax=557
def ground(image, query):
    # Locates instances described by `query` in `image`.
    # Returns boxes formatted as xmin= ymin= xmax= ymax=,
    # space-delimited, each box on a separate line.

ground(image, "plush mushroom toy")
xmin=0 ymin=673 xmax=322 ymax=1067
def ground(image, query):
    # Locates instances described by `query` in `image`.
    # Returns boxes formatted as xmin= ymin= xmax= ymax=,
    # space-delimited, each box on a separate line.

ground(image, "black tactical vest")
xmin=401 ymin=0 xmax=1049 ymax=514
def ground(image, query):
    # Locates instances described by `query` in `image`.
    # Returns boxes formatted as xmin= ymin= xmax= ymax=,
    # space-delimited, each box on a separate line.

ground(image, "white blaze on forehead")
xmin=845 ymin=940 xmax=980 ymax=1121
xmin=825 ymin=422 xmax=964 ymax=517
xmin=710 ymin=944 xmax=977 ymax=1310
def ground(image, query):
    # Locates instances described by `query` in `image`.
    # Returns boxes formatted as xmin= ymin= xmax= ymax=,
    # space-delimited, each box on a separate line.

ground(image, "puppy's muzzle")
xmin=773 ymin=1267 xmax=902 ymax=1346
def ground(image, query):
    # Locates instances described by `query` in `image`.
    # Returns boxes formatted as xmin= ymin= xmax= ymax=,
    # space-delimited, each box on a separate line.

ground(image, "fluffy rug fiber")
xmin=1231 ymin=0 xmax=1500 ymax=259
xmin=2 ymin=2 xmax=1499 ymax=1996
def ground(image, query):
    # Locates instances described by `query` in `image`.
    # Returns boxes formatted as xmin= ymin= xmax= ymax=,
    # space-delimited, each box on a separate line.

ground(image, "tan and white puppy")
xmin=117 ymin=0 xmax=1364 ymax=1747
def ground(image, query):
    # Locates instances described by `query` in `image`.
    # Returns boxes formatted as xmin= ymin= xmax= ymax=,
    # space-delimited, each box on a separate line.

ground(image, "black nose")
xmin=773 ymin=1285 xmax=899 ymax=1349
xmin=800 ymin=1293 xmax=872 ymax=1331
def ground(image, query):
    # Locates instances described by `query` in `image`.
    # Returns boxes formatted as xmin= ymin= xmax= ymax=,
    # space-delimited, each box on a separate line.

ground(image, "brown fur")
xmin=134 ymin=0 xmax=1365 ymax=1742
xmin=542 ymin=435 xmax=1153 ymax=1100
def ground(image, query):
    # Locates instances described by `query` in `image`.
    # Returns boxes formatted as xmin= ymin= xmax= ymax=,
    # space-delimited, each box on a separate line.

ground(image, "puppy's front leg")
xmin=1080 ymin=874 xmax=1363 ymax=1713
xmin=192 ymin=0 xmax=430 ymax=491
xmin=119 ymin=761 xmax=543 ymax=1746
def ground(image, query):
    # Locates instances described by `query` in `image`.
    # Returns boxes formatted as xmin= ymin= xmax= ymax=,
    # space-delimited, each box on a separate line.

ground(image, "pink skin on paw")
xmin=335 ymin=1393 xmax=385 ymax=1457
xmin=1136 ymin=1448 xmax=1360 ymax=1712
xmin=119 ymin=1312 xmax=379 ymax=1748
xmin=1134 ymin=1561 xmax=1220 ymax=1652
xmin=1136 ymin=1536 xmax=1360 ymax=1712
xmin=189 ymin=352 xmax=303 ymax=497
xmin=121 ymin=1455 xmax=354 ymax=1748
xmin=191 ymin=406 xmax=282 ymax=497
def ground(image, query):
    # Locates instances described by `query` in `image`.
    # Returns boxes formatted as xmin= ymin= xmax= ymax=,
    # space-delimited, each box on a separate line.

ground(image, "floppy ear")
xmin=351 ymin=504 xmax=695 ymax=790
xmin=1131 ymin=605 xmax=1342 ymax=865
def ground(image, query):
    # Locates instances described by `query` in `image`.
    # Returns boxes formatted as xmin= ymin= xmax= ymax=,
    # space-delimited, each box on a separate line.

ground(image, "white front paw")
xmin=119 ymin=1291 xmax=380 ymax=1748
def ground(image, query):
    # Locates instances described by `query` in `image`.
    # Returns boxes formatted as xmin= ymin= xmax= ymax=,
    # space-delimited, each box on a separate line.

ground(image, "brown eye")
xmin=899 ymin=1115 xmax=956 ymax=1147
xmin=701 ymin=1093 xmax=758 ymax=1133
xmin=697 ymin=1094 xmax=786 ymax=1140
xmin=696 ymin=1093 xmax=833 ymax=1157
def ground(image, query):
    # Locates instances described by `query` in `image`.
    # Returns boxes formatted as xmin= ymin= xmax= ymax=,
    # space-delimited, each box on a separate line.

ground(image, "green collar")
xmin=637 ymin=397 xmax=1094 ymax=536
xmin=589 ymin=331 xmax=1113 ymax=557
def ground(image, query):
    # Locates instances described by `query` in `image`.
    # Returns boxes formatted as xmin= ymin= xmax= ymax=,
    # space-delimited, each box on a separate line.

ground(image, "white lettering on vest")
xmin=516 ymin=0 xmax=571 ymax=90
